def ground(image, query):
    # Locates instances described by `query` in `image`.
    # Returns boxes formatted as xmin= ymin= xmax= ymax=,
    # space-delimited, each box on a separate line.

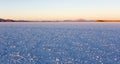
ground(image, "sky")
xmin=0 ymin=0 xmax=120 ymax=20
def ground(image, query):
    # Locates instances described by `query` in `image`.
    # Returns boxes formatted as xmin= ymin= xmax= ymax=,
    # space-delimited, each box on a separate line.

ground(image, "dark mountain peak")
xmin=0 ymin=18 xmax=15 ymax=22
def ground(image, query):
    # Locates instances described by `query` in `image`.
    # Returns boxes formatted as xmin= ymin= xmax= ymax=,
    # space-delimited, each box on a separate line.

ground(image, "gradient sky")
xmin=0 ymin=0 xmax=120 ymax=20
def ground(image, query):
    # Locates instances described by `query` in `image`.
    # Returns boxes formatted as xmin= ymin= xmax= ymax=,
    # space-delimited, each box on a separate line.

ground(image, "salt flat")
xmin=0 ymin=22 xmax=120 ymax=64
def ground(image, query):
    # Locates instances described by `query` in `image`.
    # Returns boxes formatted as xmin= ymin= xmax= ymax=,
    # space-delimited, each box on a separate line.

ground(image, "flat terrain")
xmin=0 ymin=22 xmax=120 ymax=64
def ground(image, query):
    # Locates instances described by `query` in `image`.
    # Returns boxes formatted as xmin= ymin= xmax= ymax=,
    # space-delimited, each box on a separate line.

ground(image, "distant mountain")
xmin=0 ymin=18 xmax=96 ymax=22
xmin=0 ymin=18 xmax=15 ymax=22
xmin=0 ymin=18 xmax=4 ymax=22
xmin=1 ymin=18 xmax=120 ymax=22
xmin=63 ymin=19 xmax=95 ymax=22
xmin=0 ymin=18 xmax=95 ymax=22
xmin=96 ymin=20 xmax=120 ymax=22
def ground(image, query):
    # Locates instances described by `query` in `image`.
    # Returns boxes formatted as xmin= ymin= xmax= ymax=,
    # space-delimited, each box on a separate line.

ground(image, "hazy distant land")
xmin=96 ymin=20 xmax=120 ymax=22
xmin=0 ymin=18 xmax=120 ymax=22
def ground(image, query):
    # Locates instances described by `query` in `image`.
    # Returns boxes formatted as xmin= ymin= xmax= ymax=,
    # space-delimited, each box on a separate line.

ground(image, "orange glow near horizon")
xmin=1 ymin=11 xmax=120 ymax=21
xmin=0 ymin=0 xmax=120 ymax=21
xmin=1 ymin=15 xmax=120 ymax=21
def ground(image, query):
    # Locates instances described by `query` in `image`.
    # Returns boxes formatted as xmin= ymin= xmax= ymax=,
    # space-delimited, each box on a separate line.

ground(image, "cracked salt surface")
xmin=0 ymin=22 xmax=120 ymax=64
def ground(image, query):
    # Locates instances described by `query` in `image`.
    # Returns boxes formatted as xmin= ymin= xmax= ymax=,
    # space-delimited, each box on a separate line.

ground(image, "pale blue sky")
xmin=0 ymin=0 xmax=120 ymax=20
